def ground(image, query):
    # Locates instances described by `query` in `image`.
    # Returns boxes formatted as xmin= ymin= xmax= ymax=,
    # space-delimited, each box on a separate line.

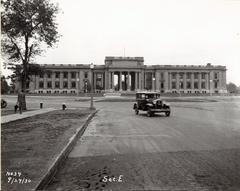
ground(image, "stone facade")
xmin=24 ymin=56 xmax=227 ymax=94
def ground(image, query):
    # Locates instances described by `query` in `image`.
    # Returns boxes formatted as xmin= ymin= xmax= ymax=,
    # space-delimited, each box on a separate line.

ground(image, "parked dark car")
xmin=133 ymin=92 xmax=171 ymax=117
xmin=1 ymin=98 xmax=7 ymax=108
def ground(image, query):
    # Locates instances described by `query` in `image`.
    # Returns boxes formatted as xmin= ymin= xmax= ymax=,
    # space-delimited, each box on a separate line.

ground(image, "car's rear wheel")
xmin=135 ymin=109 xmax=139 ymax=115
xmin=165 ymin=111 xmax=170 ymax=117
xmin=147 ymin=109 xmax=152 ymax=117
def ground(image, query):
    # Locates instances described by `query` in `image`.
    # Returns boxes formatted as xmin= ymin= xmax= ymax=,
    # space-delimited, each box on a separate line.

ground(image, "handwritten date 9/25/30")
xmin=102 ymin=175 xmax=123 ymax=183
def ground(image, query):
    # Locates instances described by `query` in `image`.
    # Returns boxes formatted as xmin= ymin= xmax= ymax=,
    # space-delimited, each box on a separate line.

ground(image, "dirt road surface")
xmin=44 ymin=98 xmax=240 ymax=191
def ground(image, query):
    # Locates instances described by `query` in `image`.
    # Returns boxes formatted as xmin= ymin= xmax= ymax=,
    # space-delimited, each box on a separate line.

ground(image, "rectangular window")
xmin=194 ymin=82 xmax=198 ymax=89
xmin=201 ymin=82 xmax=206 ymax=89
xmin=160 ymin=82 xmax=164 ymax=89
xmin=55 ymin=81 xmax=60 ymax=88
xmin=214 ymin=81 xmax=218 ymax=88
xmin=214 ymin=72 xmax=218 ymax=79
xmin=161 ymin=72 xmax=164 ymax=79
xmin=187 ymin=81 xmax=191 ymax=89
xmin=172 ymin=73 xmax=176 ymax=79
xmin=194 ymin=73 xmax=198 ymax=79
xmin=39 ymin=74 xmax=44 ymax=78
xmin=63 ymin=72 xmax=68 ymax=78
xmin=187 ymin=73 xmax=191 ymax=79
xmin=201 ymin=73 xmax=206 ymax=79
xmin=39 ymin=81 xmax=44 ymax=88
xmin=71 ymin=72 xmax=76 ymax=79
xmin=172 ymin=81 xmax=176 ymax=89
xmin=55 ymin=72 xmax=60 ymax=78
xmin=180 ymin=82 xmax=184 ymax=89
xmin=84 ymin=72 xmax=88 ymax=78
xmin=179 ymin=73 xmax=184 ymax=79
xmin=71 ymin=81 xmax=76 ymax=88
xmin=47 ymin=73 xmax=51 ymax=78
xmin=63 ymin=81 xmax=68 ymax=88
xmin=97 ymin=73 xmax=102 ymax=79
xmin=47 ymin=81 xmax=52 ymax=88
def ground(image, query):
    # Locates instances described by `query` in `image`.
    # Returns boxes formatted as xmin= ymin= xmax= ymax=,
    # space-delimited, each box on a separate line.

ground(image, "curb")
xmin=33 ymin=109 xmax=98 ymax=190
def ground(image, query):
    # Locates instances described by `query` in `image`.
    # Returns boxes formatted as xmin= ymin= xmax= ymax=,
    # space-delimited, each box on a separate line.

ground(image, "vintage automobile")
xmin=133 ymin=92 xmax=171 ymax=117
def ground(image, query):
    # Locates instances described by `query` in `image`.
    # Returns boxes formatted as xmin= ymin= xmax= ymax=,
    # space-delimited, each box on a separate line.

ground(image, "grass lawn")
xmin=1 ymin=109 xmax=94 ymax=191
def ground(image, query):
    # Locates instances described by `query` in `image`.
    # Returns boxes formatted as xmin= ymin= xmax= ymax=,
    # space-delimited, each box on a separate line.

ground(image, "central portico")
xmin=104 ymin=56 xmax=144 ymax=92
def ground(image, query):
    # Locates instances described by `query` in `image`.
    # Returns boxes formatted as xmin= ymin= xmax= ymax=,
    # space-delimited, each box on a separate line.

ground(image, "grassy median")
xmin=1 ymin=109 xmax=94 ymax=191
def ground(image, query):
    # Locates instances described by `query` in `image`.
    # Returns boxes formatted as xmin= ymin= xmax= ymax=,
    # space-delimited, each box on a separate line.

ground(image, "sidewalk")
xmin=1 ymin=108 xmax=56 ymax=124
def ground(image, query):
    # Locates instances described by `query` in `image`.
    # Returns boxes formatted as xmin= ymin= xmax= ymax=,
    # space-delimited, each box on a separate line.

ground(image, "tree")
xmin=226 ymin=82 xmax=238 ymax=94
xmin=1 ymin=75 xmax=10 ymax=94
xmin=1 ymin=0 xmax=60 ymax=110
xmin=7 ymin=63 xmax=46 ymax=93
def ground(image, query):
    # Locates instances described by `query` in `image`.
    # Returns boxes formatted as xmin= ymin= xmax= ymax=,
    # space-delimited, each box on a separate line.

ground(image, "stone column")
xmin=144 ymin=72 xmax=147 ymax=90
xmin=60 ymin=72 xmax=63 ymax=89
xmin=112 ymin=72 xmax=114 ymax=90
xmin=151 ymin=72 xmax=154 ymax=91
xmin=119 ymin=71 xmax=122 ymax=91
xmin=79 ymin=71 xmax=83 ymax=91
xmin=155 ymin=71 xmax=160 ymax=91
xmin=108 ymin=72 xmax=112 ymax=90
xmin=210 ymin=71 xmax=214 ymax=92
xmin=206 ymin=72 xmax=209 ymax=90
xmin=127 ymin=72 xmax=130 ymax=91
xmin=104 ymin=71 xmax=108 ymax=91
xmin=183 ymin=72 xmax=187 ymax=90
xmin=76 ymin=72 xmax=79 ymax=93
xmin=43 ymin=73 xmax=47 ymax=89
xmin=141 ymin=70 xmax=144 ymax=90
xmin=94 ymin=72 xmax=97 ymax=91
xmin=198 ymin=72 xmax=202 ymax=91
xmin=52 ymin=72 xmax=55 ymax=89
xmin=138 ymin=72 xmax=141 ymax=90
xmin=135 ymin=72 xmax=138 ymax=91
xmin=176 ymin=72 xmax=180 ymax=91
xmin=164 ymin=72 xmax=168 ymax=92
xmin=68 ymin=71 xmax=71 ymax=89
xmin=169 ymin=72 xmax=172 ymax=90
xmin=191 ymin=72 xmax=194 ymax=90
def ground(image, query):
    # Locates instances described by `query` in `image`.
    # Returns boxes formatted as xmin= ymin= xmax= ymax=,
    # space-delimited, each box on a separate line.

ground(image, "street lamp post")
xmin=152 ymin=77 xmax=155 ymax=92
xmin=90 ymin=63 xmax=95 ymax=110
xmin=210 ymin=79 xmax=213 ymax=96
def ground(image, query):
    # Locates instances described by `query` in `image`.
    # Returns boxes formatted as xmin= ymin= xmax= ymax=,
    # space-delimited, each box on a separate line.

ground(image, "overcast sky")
xmin=2 ymin=0 xmax=240 ymax=85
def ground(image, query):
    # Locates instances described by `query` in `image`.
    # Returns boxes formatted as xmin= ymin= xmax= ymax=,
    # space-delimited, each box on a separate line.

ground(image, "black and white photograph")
xmin=1 ymin=0 xmax=240 ymax=190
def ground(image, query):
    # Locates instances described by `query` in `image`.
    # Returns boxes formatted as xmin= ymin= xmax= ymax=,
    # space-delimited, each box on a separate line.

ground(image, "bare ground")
xmin=46 ymin=149 xmax=240 ymax=191
xmin=1 ymin=109 xmax=93 ymax=191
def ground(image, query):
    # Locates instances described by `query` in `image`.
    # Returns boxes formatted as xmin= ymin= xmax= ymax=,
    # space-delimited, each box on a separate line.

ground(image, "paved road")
xmin=45 ymin=98 xmax=240 ymax=191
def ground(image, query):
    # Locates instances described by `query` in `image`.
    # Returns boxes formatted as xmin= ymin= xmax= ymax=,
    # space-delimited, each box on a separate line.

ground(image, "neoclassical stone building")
xmin=25 ymin=56 xmax=227 ymax=94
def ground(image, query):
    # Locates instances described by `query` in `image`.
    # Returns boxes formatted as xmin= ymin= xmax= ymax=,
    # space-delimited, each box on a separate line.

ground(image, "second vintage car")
xmin=133 ymin=92 xmax=171 ymax=117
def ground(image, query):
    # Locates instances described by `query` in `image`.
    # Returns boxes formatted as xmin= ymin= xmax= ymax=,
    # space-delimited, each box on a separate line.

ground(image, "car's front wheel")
xmin=147 ymin=109 xmax=153 ymax=117
xmin=135 ymin=109 xmax=139 ymax=115
xmin=165 ymin=111 xmax=170 ymax=117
